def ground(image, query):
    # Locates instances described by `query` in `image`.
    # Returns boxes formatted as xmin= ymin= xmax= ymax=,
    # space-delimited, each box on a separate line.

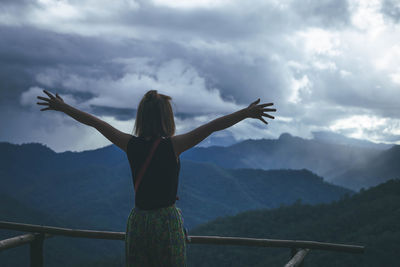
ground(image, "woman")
xmin=36 ymin=89 xmax=276 ymax=266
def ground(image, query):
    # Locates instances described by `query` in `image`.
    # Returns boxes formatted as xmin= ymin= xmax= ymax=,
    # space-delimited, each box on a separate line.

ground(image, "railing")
xmin=0 ymin=220 xmax=364 ymax=267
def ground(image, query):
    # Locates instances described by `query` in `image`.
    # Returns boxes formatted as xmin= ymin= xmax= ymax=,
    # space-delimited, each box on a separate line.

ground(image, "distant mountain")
xmin=181 ymin=133 xmax=383 ymax=181
xmin=187 ymin=179 xmax=400 ymax=267
xmin=196 ymin=133 xmax=238 ymax=147
xmin=3 ymin=131 xmax=392 ymax=191
xmin=332 ymin=145 xmax=400 ymax=190
xmin=312 ymin=131 xmax=392 ymax=150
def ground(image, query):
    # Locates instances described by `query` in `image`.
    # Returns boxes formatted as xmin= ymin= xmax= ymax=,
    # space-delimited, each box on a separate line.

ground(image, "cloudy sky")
xmin=0 ymin=0 xmax=399 ymax=152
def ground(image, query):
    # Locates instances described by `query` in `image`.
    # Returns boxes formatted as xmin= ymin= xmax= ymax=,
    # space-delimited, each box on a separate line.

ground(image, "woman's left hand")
xmin=36 ymin=90 xmax=66 ymax=112
xmin=246 ymin=98 xmax=276 ymax=125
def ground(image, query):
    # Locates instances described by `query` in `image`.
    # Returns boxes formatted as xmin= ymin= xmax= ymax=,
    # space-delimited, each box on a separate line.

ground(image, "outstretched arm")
xmin=37 ymin=90 xmax=132 ymax=152
xmin=171 ymin=98 xmax=276 ymax=156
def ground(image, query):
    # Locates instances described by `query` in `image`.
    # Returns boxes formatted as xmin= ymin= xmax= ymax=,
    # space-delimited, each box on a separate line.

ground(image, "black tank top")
xmin=126 ymin=135 xmax=180 ymax=210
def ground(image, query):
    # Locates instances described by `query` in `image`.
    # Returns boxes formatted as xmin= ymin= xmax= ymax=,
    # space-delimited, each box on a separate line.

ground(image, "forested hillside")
xmin=187 ymin=179 xmax=400 ymax=267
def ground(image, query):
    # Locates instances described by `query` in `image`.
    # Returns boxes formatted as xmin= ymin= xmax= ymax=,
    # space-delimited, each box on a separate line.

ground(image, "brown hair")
xmin=134 ymin=90 xmax=175 ymax=138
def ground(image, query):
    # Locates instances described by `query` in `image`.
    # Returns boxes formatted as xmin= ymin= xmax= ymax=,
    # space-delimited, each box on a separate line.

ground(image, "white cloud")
xmin=20 ymin=86 xmax=44 ymax=107
xmin=21 ymin=86 xmax=82 ymax=109
xmin=32 ymin=58 xmax=242 ymax=115
xmin=350 ymin=0 xmax=386 ymax=37
xmin=294 ymin=28 xmax=342 ymax=57
xmin=329 ymin=115 xmax=400 ymax=144
xmin=288 ymin=75 xmax=312 ymax=104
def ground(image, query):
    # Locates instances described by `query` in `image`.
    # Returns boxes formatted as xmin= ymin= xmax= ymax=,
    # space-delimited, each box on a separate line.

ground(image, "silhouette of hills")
xmin=187 ymin=179 xmax=400 ymax=267
xmin=181 ymin=133 xmax=383 ymax=182
xmin=332 ymin=145 xmax=400 ymax=190
xmin=0 ymin=141 xmax=350 ymax=231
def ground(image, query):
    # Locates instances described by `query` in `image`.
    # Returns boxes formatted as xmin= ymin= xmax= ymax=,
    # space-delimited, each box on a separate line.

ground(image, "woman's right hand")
xmin=36 ymin=90 xmax=67 ymax=112
xmin=246 ymin=98 xmax=276 ymax=125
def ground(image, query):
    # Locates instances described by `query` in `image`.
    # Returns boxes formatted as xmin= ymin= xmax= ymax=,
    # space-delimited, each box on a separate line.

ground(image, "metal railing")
xmin=0 ymin=220 xmax=364 ymax=267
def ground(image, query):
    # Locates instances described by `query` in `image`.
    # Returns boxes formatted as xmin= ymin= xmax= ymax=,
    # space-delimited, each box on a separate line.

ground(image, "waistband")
xmin=133 ymin=203 xmax=177 ymax=214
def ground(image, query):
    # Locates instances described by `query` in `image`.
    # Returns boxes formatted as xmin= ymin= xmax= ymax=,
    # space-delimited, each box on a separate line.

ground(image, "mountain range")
xmin=1 ymin=132 xmax=399 ymax=265
xmin=0 ymin=137 xmax=352 ymax=266
xmin=181 ymin=133 xmax=399 ymax=190
xmin=0 ymin=140 xmax=350 ymax=230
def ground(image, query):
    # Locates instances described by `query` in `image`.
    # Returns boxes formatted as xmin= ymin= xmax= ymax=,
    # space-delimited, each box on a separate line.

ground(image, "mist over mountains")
xmin=311 ymin=131 xmax=392 ymax=150
xmin=182 ymin=132 xmax=397 ymax=190
xmin=333 ymin=145 xmax=400 ymax=190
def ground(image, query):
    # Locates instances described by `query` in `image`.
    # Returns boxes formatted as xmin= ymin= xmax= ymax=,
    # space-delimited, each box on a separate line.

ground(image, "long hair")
xmin=134 ymin=90 xmax=175 ymax=138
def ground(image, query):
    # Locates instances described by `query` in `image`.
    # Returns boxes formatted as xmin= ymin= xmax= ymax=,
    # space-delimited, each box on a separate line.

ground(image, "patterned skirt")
xmin=125 ymin=204 xmax=187 ymax=267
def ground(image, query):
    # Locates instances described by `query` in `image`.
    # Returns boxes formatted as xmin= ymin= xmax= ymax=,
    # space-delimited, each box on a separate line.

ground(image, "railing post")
xmin=290 ymin=247 xmax=305 ymax=267
xmin=286 ymin=248 xmax=309 ymax=267
xmin=30 ymin=233 xmax=45 ymax=267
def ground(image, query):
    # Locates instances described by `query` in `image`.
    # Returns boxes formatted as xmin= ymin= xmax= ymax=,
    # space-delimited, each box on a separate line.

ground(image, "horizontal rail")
xmin=0 ymin=233 xmax=51 ymax=250
xmin=285 ymin=249 xmax=310 ymax=267
xmin=0 ymin=221 xmax=365 ymax=253
xmin=0 ymin=221 xmax=124 ymax=240
xmin=189 ymin=236 xmax=364 ymax=254
xmin=0 ymin=233 xmax=37 ymax=251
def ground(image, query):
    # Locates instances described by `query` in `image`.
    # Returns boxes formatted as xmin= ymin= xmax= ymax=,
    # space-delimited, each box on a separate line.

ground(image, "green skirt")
xmin=125 ymin=204 xmax=187 ymax=267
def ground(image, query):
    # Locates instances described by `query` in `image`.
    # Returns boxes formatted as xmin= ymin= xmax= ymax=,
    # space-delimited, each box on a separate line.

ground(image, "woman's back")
xmin=126 ymin=135 xmax=180 ymax=210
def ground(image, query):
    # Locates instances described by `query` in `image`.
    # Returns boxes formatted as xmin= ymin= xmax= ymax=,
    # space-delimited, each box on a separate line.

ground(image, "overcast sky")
xmin=0 ymin=0 xmax=399 ymax=152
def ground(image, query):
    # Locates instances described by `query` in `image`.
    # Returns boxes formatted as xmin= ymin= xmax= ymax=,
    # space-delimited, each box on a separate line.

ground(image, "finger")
xmin=260 ymin=103 xmax=273 ymax=107
xmin=43 ymin=90 xmax=55 ymax=99
xmin=263 ymin=113 xmax=275 ymax=119
xmin=262 ymin=108 xmax=276 ymax=112
xmin=259 ymin=117 xmax=268 ymax=125
xmin=37 ymin=96 xmax=50 ymax=101
xmin=40 ymin=107 xmax=51 ymax=111
xmin=250 ymin=98 xmax=260 ymax=106
xmin=37 ymin=102 xmax=49 ymax=106
xmin=56 ymin=93 xmax=63 ymax=101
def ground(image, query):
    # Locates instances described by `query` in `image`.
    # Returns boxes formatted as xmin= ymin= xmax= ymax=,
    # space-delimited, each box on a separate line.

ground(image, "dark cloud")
xmin=0 ymin=25 xmax=129 ymax=68
xmin=381 ymin=0 xmax=400 ymax=22
xmin=291 ymin=0 xmax=351 ymax=28
xmin=0 ymin=25 xmax=142 ymax=107
xmin=0 ymin=0 xmax=37 ymax=11
xmin=67 ymin=1 xmax=288 ymax=40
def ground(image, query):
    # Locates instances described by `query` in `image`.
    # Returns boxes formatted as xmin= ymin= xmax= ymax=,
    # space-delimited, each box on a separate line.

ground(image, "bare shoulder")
xmin=91 ymin=116 xmax=134 ymax=153
xmin=170 ymin=131 xmax=201 ymax=156
xmin=170 ymin=134 xmax=186 ymax=157
xmin=170 ymin=122 xmax=214 ymax=156
xmin=120 ymin=133 xmax=135 ymax=153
